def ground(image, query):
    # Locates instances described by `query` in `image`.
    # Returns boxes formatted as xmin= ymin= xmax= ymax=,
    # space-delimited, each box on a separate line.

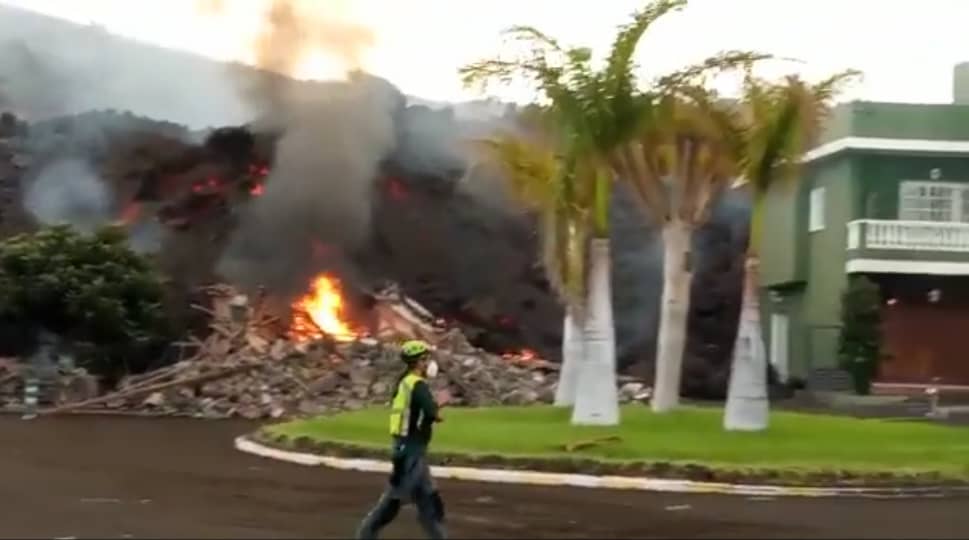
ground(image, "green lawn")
xmin=264 ymin=406 xmax=969 ymax=477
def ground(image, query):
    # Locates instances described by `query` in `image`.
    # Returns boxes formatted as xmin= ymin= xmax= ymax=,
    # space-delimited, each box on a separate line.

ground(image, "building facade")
xmin=760 ymin=98 xmax=969 ymax=387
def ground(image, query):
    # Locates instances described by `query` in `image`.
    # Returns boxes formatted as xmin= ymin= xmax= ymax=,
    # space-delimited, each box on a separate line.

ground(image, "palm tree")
xmin=612 ymin=63 xmax=857 ymax=415
xmin=722 ymin=69 xmax=861 ymax=431
xmin=605 ymin=52 xmax=769 ymax=413
xmin=462 ymin=0 xmax=690 ymax=425
xmin=477 ymin=121 xmax=593 ymax=413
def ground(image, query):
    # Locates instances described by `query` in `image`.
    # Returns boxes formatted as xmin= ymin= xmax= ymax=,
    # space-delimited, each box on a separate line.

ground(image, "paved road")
xmin=0 ymin=416 xmax=966 ymax=539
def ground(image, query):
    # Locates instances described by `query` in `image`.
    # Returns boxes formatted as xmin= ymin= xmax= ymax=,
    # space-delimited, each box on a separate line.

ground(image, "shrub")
xmin=0 ymin=224 xmax=172 ymax=381
xmin=838 ymin=275 xmax=883 ymax=395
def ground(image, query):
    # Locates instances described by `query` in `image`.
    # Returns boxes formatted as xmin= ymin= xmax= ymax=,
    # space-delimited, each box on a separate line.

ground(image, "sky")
xmin=1 ymin=0 xmax=968 ymax=105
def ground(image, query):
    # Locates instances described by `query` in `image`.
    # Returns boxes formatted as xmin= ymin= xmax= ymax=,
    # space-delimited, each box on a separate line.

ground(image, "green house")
xmin=760 ymin=66 xmax=969 ymax=388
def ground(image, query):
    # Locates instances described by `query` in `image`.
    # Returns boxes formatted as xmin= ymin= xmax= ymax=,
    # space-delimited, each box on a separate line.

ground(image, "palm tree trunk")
xmin=651 ymin=219 xmax=694 ymax=413
xmin=723 ymin=255 xmax=769 ymax=431
xmin=554 ymin=306 xmax=584 ymax=407
xmin=571 ymin=237 xmax=619 ymax=426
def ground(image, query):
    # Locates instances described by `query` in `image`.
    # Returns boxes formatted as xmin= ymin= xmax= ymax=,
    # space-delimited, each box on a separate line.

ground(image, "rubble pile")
xmin=36 ymin=285 xmax=589 ymax=420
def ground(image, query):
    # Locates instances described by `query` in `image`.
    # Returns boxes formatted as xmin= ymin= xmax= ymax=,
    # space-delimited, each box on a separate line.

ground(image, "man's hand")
xmin=434 ymin=389 xmax=452 ymax=407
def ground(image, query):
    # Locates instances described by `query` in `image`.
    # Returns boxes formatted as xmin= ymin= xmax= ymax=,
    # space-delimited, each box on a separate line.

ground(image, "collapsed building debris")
xmin=29 ymin=285 xmax=602 ymax=419
xmin=0 ymin=281 xmax=649 ymax=419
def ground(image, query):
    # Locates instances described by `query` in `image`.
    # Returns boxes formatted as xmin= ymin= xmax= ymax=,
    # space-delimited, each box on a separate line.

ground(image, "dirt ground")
xmin=0 ymin=416 xmax=966 ymax=539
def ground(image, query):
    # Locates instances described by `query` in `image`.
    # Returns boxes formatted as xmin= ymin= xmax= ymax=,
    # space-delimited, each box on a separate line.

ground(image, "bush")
xmin=0 ymin=225 xmax=172 ymax=381
xmin=838 ymin=276 xmax=883 ymax=395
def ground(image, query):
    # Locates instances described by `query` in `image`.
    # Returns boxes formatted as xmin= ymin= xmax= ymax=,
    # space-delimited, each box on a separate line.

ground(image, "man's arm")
xmin=412 ymin=381 xmax=440 ymax=422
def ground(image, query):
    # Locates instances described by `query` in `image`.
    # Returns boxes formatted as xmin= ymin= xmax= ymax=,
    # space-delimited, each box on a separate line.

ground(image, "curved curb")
xmin=235 ymin=436 xmax=969 ymax=499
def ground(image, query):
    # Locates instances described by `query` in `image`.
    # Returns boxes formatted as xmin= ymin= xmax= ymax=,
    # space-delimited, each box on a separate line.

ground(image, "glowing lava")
xmin=503 ymin=348 xmax=539 ymax=362
xmin=289 ymin=274 xmax=357 ymax=341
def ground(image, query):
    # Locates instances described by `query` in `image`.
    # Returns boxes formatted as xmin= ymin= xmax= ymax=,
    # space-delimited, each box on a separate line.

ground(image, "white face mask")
xmin=425 ymin=360 xmax=439 ymax=379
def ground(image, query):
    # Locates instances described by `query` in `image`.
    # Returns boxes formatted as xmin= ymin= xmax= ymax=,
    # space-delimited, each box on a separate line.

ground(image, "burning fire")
xmin=503 ymin=348 xmax=539 ymax=362
xmin=119 ymin=202 xmax=142 ymax=225
xmin=289 ymin=274 xmax=358 ymax=341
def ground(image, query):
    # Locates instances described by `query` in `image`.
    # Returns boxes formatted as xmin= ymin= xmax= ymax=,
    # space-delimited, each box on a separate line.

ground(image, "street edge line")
xmin=234 ymin=436 xmax=967 ymax=499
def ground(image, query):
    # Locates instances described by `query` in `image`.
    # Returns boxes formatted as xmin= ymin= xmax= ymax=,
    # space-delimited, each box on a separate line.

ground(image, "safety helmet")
xmin=400 ymin=339 xmax=431 ymax=363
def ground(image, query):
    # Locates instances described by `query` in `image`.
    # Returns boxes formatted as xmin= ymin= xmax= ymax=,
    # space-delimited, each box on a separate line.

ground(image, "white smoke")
xmin=24 ymin=158 xmax=111 ymax=233
xmin=0 ymin=4 xmax=252 ymax=127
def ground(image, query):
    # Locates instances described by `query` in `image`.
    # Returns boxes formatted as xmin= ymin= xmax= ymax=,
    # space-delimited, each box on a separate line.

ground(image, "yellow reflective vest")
xmin=389 ymin=372 xmax=424 ymax=437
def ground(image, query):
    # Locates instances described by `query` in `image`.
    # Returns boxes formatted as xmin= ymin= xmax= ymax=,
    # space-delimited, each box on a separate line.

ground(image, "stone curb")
xmin=234 ymin=436 xmax=968 ymax=499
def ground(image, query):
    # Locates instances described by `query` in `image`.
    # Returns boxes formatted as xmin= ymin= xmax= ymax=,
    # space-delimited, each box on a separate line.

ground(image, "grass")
xmin=264 ymin=406 xmax=969 ymax=479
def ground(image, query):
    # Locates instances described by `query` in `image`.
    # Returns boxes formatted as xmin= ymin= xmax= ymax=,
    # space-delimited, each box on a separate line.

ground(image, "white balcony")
xmin=847 ymin=219 xmax=969 ymax=252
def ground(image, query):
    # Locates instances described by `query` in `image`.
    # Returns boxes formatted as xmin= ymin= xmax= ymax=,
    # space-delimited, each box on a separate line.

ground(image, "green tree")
xmin=478 ymin=118 xmax=594 ymax=416
xmin=610 ymin=55 xmax=767 ymax=413
xmin=838 ymin=276 xmax=883 ymax=395
xmin=617 ymin=67 xmax=859 ymax=420
xmin=722 ymin=70 xmax=860 ymax=430
xmin=466 ymin=0 xmax=781 ymax=421
xmin=463 ymin=0 xmax=691 ymax=425
xmin=0 ymin=225 xmax=171 ymax=381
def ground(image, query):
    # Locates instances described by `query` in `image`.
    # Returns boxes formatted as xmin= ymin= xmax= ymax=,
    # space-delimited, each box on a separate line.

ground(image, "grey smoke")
xmin=216 ymin=74 xmax=404 ymax=297
xmin=0 ymin=4 xmax=253 ymax=127
xmin=394 ymin=105 xmax=467 ymax=178
xmin=610 ymin=181 xmax=664 ymax=369
xmin=609 ymin=183 xmax=750 ymax=372
xmin=24 ymin=158 xmax=111 ymax=233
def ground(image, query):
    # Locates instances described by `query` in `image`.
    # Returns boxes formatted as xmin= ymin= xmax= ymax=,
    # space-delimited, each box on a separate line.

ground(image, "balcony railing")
xmin=847 ymin=219 xmax=969 ymax=252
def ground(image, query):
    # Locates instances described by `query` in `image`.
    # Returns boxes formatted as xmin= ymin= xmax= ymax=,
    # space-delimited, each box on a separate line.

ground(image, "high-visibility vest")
xmin=389 ymin=372 xmax=424 ymax=437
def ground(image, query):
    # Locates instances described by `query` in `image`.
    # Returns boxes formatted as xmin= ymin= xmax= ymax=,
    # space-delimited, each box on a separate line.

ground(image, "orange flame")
xmin=503 ymin=348 xmax=539 ymax=362
xmin=119 ymin=202 xmax=142 ymax=224
xmin=289 ymin=274 xmax=357 ymax=341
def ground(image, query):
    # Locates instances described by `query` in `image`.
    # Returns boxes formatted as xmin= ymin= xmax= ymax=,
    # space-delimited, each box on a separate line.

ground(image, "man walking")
xmin=356 ymin=339 xmax=447 ymax=539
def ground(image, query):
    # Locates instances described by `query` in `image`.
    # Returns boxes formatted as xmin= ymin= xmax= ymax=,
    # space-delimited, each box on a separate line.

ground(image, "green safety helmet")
xmin=400 ymin=339 xmax=431 ymax=363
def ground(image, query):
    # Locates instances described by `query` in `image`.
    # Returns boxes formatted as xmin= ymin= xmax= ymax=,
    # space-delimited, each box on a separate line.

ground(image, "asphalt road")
xmin=0 ymin=416 xmax=966 ymax=539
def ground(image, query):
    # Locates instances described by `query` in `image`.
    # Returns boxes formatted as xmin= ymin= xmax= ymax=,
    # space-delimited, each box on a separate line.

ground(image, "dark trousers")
xmin=355 ymin=439 xmax=446 ymax=539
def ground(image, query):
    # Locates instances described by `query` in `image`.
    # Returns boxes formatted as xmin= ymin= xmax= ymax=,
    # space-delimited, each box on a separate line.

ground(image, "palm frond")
xmin=655 ymin=50 xmax=772 ymax=93
xmin=604 ymin=0 xmax=686 ymax=100
xmin=503 ymin=25 xmax=566 ymax=53
xmin=475 ymin=135 xmax=561 ymax=210
xmin=601 ymin=1 xmax=687 ymax=147
xmin=739 ymin=69 xmax=862 ymax=196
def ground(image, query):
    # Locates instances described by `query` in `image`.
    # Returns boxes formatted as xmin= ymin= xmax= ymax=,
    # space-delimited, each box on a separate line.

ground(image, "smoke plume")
xmin=217 ymin=74 xmax=403 ymax=297
xmin=24 ymin=159 xmax=111 ymax=233
xmin=0 ymin=3 xmax=253 ymax=127
xmin=207 ymin=0 xmax=376 ymax=115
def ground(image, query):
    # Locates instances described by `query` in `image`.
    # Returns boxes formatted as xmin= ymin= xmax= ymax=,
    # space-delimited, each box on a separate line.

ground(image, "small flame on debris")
xmin=249 ymin=163 xmax=270 ymax=177
xmin=503 ymin=348 xmax=538 ymax=362
xmin=192 ymin=177 xmax=224 ymax=194
xmin=289 ymin=274 xmax=358 ymax=342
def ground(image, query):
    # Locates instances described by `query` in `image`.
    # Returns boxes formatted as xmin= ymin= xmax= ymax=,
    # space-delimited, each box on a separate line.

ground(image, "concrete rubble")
xmin=3 ymin=284 xmax=648 ymax=420
xmin=0 ymin=284 xmax=592 ymax=419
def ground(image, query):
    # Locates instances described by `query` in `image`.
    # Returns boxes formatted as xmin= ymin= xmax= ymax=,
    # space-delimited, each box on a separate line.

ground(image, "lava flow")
xmin=289 ymin=274 xmax=358 ymax=342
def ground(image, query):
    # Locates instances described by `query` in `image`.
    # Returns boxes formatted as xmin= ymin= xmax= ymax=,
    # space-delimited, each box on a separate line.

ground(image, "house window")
xmin=898 ymin=181 xmax=969 ymax=222
xmin=809 ymin=187 xmax=826 ymax=232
